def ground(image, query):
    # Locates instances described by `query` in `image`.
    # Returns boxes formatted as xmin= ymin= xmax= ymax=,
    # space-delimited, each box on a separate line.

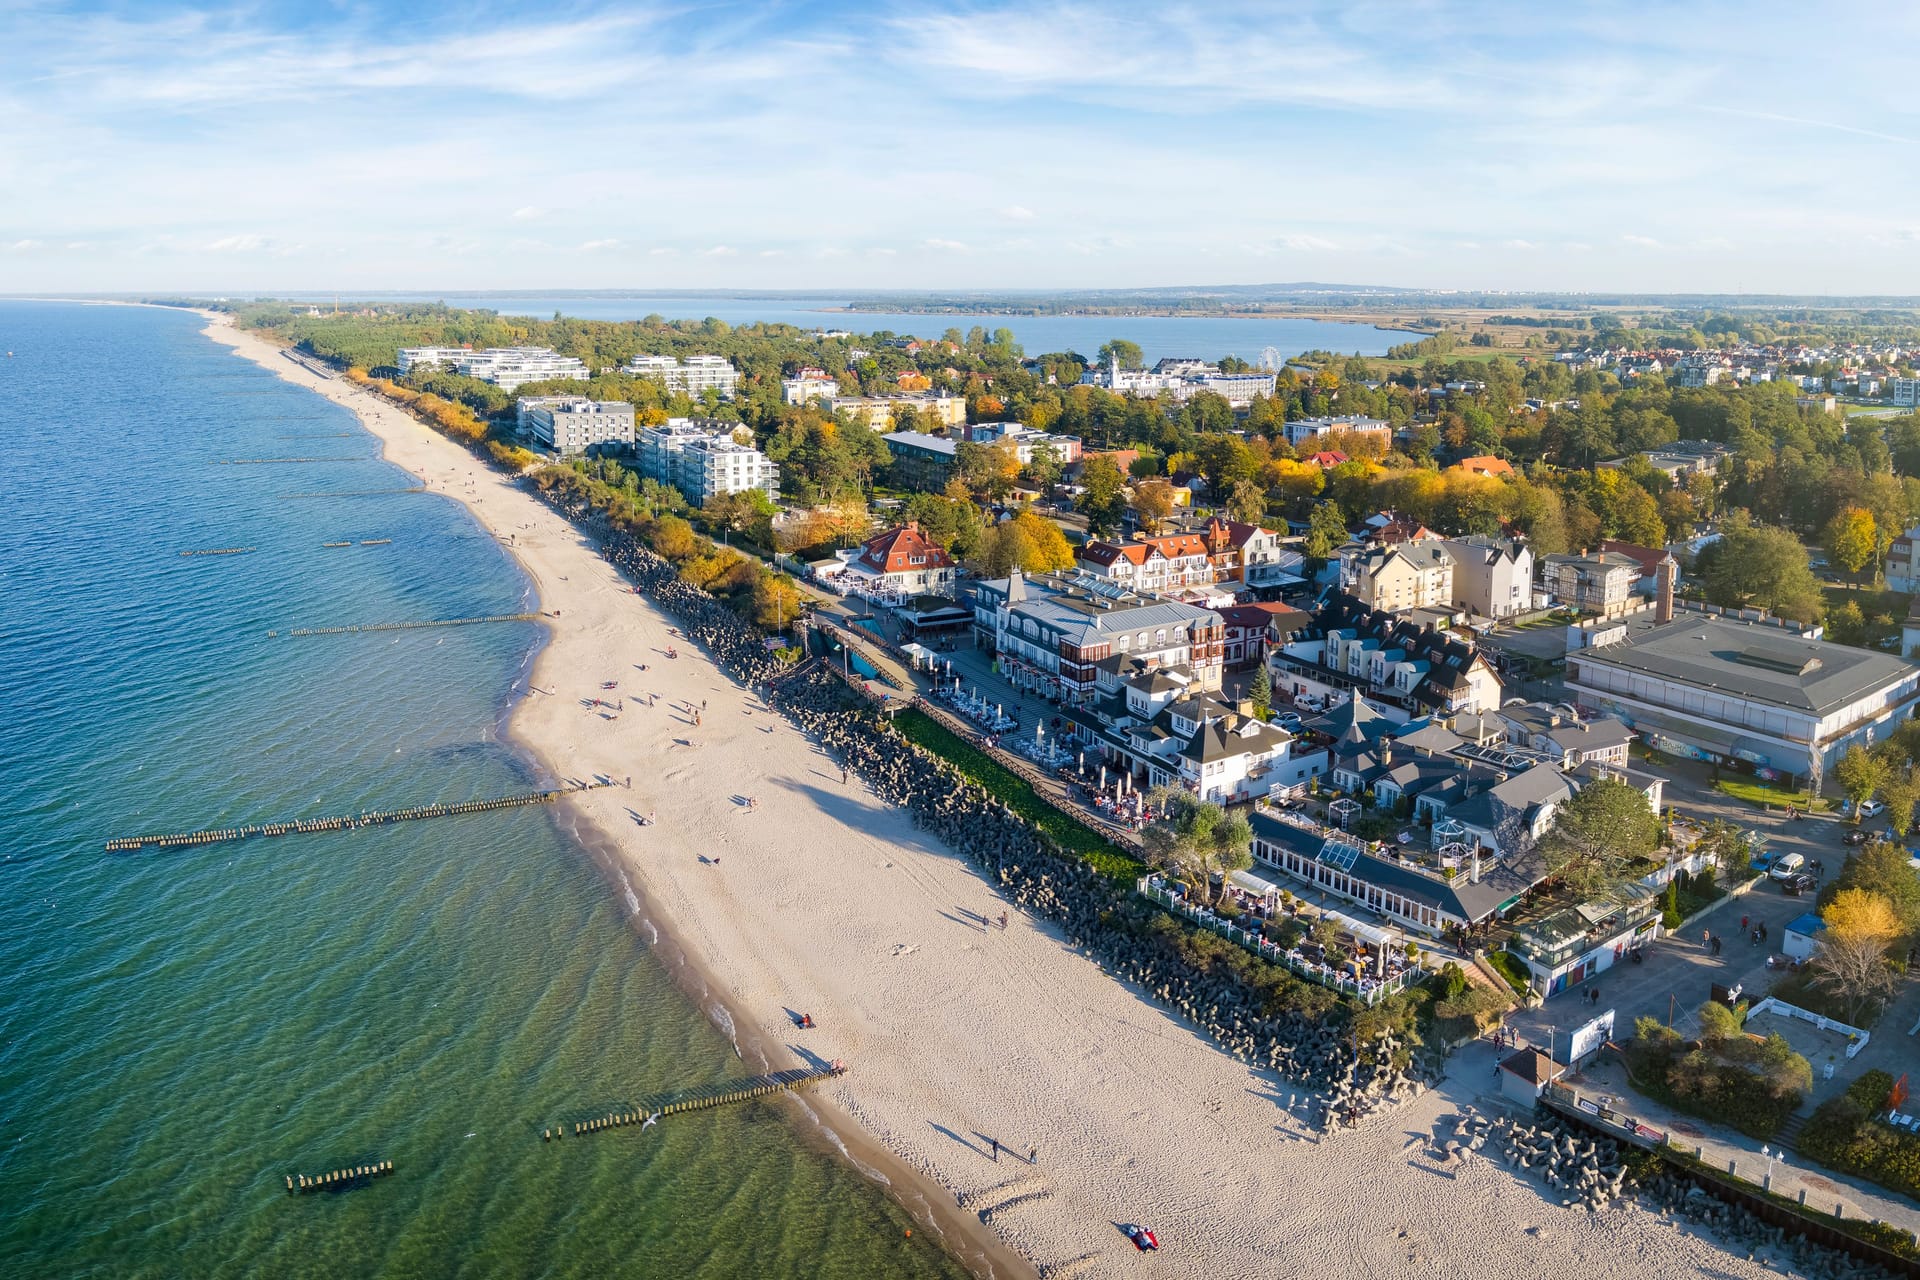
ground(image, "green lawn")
xmin=893 ymin=708 xmax=1145 ymax=883
xmin=1712 ymin=776 xmax=1830 ymax=812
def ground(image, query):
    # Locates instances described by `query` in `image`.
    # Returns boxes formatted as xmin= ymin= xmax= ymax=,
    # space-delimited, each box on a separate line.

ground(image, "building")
xmin=1276 ymin=593 xmax=1505 ymax=715
xmin=1440 ymin=535 xmax=1535 ymax=619
xmin=1887 ymin=528 xmax=1920 ymax=593
xmin=1893 ymin=377 xmax=1920 ymax=407
xmin=970 ymin=570 xmax=1225 ymax=703
xmin=635 ymin=418 xmax=778 ymax=505
xmin=1599 ymin=439 xmax=1731 ymax=480
xmin=881 ymin=431 xmax=959 ymax=492
xmin=1452 ymin=455 xmax=1514 ymax=478
xmin=960 ymin=421 xmax=1083 ymax=466
xmin=1598 ymin=539 xmax=1681 ymax=597
xmin=397 ymin=345 xmax=471 ymax=373
xmin=1067 ymin=665 xmax=1325 ymax=804
xmin=399 ymin=345 xmax=589 ymax=390
xmin=622 ymin=354 xmax=741 ymax=397
xmin=1283 ymin=415 xmax=1393 ymax=451
xmin=1080 ymin=356 xmax=1277 ymax=407
xmin=822 ymin=521 xmax=955 ymax=601
xmin=1201 ymin=516 xmax=1298 ymax=589
xmin=516 ymin=396 xmax=634 ymax=457
xmin=1495 ymin=702 xmax=1634 ymax=768
xmin=1508 ymin=893 xmax=1661 ymax=998
xmin=1541 ymin=551 xmax=1641 ymax=618
xmin=1349 ymin=542 xmax=1455 ymax=614
xmin=1567 ymin=609 xmax=1920 ymax=788
xmin=832 ymin=393 xmax=967 ymax=430
xmin=1077 ymin=532 xmax=1214 ymax=594
xmin=781 ymin=371 xmax=839 ymax=405
xmin=1216 ymin=602 xmax=1310 ymax=670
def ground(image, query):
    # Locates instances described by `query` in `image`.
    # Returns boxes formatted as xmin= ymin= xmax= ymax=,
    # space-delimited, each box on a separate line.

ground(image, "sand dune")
xmin=204 ymin=313 xmax=1776 ymax=1280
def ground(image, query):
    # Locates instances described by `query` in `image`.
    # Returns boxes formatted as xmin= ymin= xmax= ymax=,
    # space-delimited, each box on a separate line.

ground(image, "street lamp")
xmin=1761 ymin=1145 xmax=1784 ymax=1187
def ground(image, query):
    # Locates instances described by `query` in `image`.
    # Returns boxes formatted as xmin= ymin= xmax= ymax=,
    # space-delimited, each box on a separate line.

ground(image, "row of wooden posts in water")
xmin=288 ymin=1161 xmax=393 ymax=1194
xmin=280 ymin=487 xmax=427 ymax=499
xmin=217 ymin=456 xmax=370 ymax=465
xmin=269 ymin=611 xmax=539 ymax=638
xmin=319 ymin=540 xmax=391 ymax=548
xmin=104 ymin=783 xmax=603 ymax=852
xmin=178 ymin=547 xmax=255 ymax=557
xmin=545 ymin=1063 xmax=848 ymax=1141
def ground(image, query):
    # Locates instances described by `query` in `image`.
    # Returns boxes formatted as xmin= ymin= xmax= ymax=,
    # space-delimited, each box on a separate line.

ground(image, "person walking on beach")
xmin=999 ymin=912 xmax=1009 ymax=931
xmin=1028 ymin=1146 xmax=1037 ymax=1165
xmin=841 ymin=766 xmax=849 ymax=784
xmin=990 ymin=1138 xmax=999 ymax=1162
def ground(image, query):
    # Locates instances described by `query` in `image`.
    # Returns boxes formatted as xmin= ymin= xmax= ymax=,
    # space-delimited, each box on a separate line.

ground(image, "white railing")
xmin=1745 ymin=997 xmax=1871 ymax=1058
xmin=1137 ymin=875 xmax=1424 ymax=1006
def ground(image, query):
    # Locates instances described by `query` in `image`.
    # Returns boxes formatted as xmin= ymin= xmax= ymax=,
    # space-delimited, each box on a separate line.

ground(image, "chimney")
xmin=1655 ymin=556 xmax=1674 ymax=624
xmin=1470 ymin=846 xmax=1483 ymax=884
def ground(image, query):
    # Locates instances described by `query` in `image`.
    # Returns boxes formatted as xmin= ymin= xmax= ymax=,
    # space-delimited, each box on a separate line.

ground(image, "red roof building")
xmin=829 ymin=521 xmax=956 ymax=600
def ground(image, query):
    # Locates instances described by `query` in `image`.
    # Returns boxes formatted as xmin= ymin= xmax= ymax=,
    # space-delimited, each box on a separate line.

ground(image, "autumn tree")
xmin=1880 ymin=761 xmax=1920 ymax=839
xmin=1833 ymin=744 xmax=1888 ymax=819
xmin=1538 ymin=776 xmax=1661 ymax=900
xmin=971 ymin=510 xmax=1074 ymax=577
xmin=1698 ymin=512 xmax=1824 ymax=623
xmin=1303 ymin=502 xmax=1349 ymax=561
xmin=1812 ymin=889 xmax=1902 ymax=1023
xmin=1225 ymin=478 xmax=1267 ymax=526
xmin=1077 ymin=453 xmax=1129 ymax=536
xmin=1130 ymin=479 xmax=1177 ymax=533
xmin=1823 ymin=505 xmax=1877 ymax=577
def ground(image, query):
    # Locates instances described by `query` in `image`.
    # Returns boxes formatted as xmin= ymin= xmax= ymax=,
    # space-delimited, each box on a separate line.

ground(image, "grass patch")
xmin=894 ymin=707 xmax=1144 ymax=884
xmin=1712 ymin=776 xmax=1829 ymax=812
xmin=1485 ymin=949 xmax=1533 ymax=995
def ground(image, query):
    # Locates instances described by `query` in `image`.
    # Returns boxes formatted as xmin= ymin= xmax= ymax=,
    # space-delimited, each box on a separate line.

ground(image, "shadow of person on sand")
xmin=929 ymin=1123 xmax=984 ymax=1157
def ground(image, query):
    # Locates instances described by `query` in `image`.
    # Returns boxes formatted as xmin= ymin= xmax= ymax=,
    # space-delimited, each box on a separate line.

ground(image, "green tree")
xmin=1829 ymin=840 xmax=1920 ymax=937
xmin=1538 ymin=776 xmax=1662 ymax=900
xmin=1129 ymin=479 xmax=1177 ymax=533
xmin=1143 ymin=787 xmax=1254 ymax=907
xmin=1303 ymin=502 xmax=1349 ymax=562
xmin=1823 ymin=505 xmax=1878 ymax=576
xmin=1881 ymin=762 xmax=1920 ymax=840
xmin=1700 ymin=512 xmax=1825 ymax=623
xmin=1834 ymin=744 xmax=1888 ymax=819
xmin=1097 ymin=338 xmax=1144 ymax=370
xmin=1225 ymin=478 xmax=1267 ymax=526
xmin=1249 ymin=664 xmax=1273 ymax=720
xmin=1077 ymin=453 xmax=1129 ymax=536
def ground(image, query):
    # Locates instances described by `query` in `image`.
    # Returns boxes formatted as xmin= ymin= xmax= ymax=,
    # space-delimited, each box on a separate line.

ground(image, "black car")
xmin=1780 ymin=871 xmax=1818 ymax=895
xmin=1842 ymin=828 xmax=1870 ymax=846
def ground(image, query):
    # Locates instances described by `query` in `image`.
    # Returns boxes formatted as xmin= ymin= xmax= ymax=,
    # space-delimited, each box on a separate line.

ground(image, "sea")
xmin=262 ymin=292 xmax=1411 ymax=366
xmin=0 ymin=301 xmax=970 ymax=1280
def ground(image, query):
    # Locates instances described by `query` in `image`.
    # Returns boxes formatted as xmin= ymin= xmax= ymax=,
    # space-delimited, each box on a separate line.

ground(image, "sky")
xmin=5 ymin=1 xmax=1920 ymax=295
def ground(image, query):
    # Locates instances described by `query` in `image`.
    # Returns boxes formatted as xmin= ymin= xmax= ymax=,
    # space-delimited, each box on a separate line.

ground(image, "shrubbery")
xmin=1485 ymin=949 xmax=1532 ymax=995
xmin=1798 ymin=1069 xmax=1920 ymax=1201
xmin=1624 ymin=1008 xmax=1809 ymax=1139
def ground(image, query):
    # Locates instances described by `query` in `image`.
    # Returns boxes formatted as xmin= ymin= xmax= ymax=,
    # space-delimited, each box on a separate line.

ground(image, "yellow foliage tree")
xmin=1823 ymin=888 xmax=1902 ymax=946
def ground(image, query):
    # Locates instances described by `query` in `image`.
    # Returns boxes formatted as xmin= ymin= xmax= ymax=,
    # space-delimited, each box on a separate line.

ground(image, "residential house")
xmin=1349 ymin=542 xmax=1456 ymax=614
xmin=1598 ymin=539 xmax=1681 ymax=597
xmin=1541 ymin=551 xmax=1641 ymax=618
xmin=821 ymin=521 xmax=955 ymax=601
xmin=1277 ymin=593 xmax=1505 ymax=715
xmin=1453 ymin=455 xmax=1514 ymax=479
xmin=1495 ymin=702 xmax=1634 ymax=768
xmin=1076 ymin=532 xmax=1214 ymax=594
xmin=970 ymin=570 xmax=1225 ymax=702
xmin=1216 ymin=602 xmax=1310 ymax=671
xmin=1440 ymin=535 xmax=1535 ymax=619
xmin=1283 ymin=415 xmax=1393 ymax=451
xmin=1887 ymin=527 xmax=1920 ymax=593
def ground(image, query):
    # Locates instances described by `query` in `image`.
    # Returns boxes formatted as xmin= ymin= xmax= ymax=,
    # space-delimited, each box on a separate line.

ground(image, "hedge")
xmin=1799 ymin=1070 xmax=1920 ymax=1201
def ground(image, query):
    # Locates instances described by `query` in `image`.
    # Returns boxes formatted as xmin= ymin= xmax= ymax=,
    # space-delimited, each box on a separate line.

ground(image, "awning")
xmin=1230 ymin=869 xmax=1281 ymax=899
xmin=1321 ymin=907 xmax=1398 ymax=950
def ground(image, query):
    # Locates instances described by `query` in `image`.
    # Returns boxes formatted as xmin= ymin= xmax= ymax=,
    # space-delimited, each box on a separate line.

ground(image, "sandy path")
xmin=202 ymin=314 xmax=1777 ymax=1280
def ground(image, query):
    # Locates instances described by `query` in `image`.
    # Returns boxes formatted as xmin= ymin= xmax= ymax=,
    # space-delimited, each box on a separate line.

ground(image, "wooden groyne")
xmin=104 ymin=782 xmax=605 ymax=853
xmin=287 ymin=1160 xmax=392 ymax=1194
xmin=321 ymin=541 xmax=351 ymax=548
xmin=179 ymin=547 xmax=256 ymax=557
xmin=280 ymin=487 xmax=427 ymax=500
xmin=270 ymin=612 xmax=539 ymax=639
xmin=218 ymin=457 xmax=370 ymax=465
xmin=278 ymin=433 xmax=356 ymax=440
xmin=360 ymin=539 xmax=392 ymax=546
xmin=545 ymin=1063 xmax=847 ymax=1142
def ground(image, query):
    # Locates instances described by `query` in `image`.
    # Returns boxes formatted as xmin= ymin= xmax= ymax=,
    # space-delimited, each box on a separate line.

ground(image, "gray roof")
xmin=883 ymin=430 xmax=956 ymax=456
xmin=1546 ymin=719 xmax=1633 ymax=753
xmin=1573 ymin=614 xmax=1920 ymax=716
xmin=1394 ymin=722 xmax=1466 ymax=756
xmin=1250 ymin=812 xmax=1546 ymax=923
xmin=975 ymin=574 xmax=1222 ymax=648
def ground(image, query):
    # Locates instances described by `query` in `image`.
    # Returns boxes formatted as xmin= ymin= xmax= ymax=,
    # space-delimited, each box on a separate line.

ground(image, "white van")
xmin=1768 ymin=853 xmax=1807 ymax=881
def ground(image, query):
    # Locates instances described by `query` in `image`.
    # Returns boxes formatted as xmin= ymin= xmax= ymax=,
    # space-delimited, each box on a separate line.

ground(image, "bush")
xmin=1431 ymin=961 xmax=1470 ymax=1002
xmin=1799 ymin=1072 xmax=1920 ymax=1201
xmin=1623 ymin=1005 xmax=1808 ymax=1139
xmin=1485 ymin=949 xmax=1532 ymax=995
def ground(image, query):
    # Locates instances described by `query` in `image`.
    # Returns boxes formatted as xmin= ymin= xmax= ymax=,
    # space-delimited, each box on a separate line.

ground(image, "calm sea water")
xmin=0 ymin=302 xmax=967 ymax=1280
xmin=264 ymin=292 xmax=1408 ymax=365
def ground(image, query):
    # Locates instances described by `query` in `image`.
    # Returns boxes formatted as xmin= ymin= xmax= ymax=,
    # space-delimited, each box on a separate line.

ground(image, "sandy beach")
xmin=202 ymin=312 xmax=1783 ymax=1280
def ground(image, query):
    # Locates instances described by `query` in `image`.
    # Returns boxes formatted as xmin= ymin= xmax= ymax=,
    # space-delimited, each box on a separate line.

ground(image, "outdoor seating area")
xmin=1139 ymin=873 xmax=1425 ymax=1005
xmin=936 ymin=676 xmax=1018 ymax=733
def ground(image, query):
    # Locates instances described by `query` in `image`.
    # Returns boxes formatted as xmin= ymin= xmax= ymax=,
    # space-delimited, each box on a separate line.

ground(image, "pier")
xmin=544 ymin=1063 xmax=847 ymax=1142
xmin=178 ymin=547 xmax=256 ymax=557
xmin=270 ymin=612 xmax=539 ymax=638
xmin=280 ymin=487 xmax=427 ymax=499
xmin=104 ymin=782 xmax=607 ymax=853
xmin=287 ymin=1160 xmax=392 ymax=1194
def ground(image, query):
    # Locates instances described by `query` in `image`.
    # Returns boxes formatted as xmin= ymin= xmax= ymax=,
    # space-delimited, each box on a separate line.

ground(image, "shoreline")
xmin=200 ymin=312 xmax=1788 ymax=1280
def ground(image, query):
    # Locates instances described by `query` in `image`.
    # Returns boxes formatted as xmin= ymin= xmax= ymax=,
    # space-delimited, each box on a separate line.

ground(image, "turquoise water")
xmin=0 ymin=303 xmax=966 ymax=1279
xmin=254 ymin=292 xmax=1409 ymax=365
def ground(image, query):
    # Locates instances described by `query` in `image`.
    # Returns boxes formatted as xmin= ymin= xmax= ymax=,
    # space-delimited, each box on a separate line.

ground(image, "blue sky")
xmin=5 ymin=1 xmax=1920 ymax=294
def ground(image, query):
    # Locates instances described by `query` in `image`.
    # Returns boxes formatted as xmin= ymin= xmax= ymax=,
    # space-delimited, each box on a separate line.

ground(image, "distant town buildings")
xmin=1282 ymin=414 xmax=1393 ymax=451
xmin=1599 ymin=439 xmax=1731 ymax=480
xmin=831 ymin=393 xmax=967 ymax=430
xmin=635 ymin=418 xmax=777 ymax=506
xmin=622 ymin=354 xmax=741 ymax=398
xmin=515 ymin=396 xmax=634 ymax=457
xmin=1080 ymin=356 xmax=1278 ymax=407
xmin=398 ymin=345 xmax=589 ymax=390
xmin=781 ymin=368 xmax=839 ymax=405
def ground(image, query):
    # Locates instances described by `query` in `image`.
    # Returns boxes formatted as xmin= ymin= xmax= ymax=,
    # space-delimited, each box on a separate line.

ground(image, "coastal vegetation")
xmin=1798 ymin=1070 xmax=1920 ymax=1202
xmin=1625 ymin=1004 xmax=1811 ymax=1139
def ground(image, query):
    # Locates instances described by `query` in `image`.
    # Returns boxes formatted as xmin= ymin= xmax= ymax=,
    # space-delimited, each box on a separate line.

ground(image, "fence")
xmin=1138 ymin=875 xmax=1424 ymax=1007
xmin=1745 ymin=996 xmax=1871 ymax=1058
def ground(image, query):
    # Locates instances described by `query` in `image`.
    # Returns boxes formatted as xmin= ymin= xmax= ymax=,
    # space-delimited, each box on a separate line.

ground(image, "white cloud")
xmin=701 ymin=245 xmax=737 ymax=257
xmin=1621 ymin=234 xmax=1662 ymax=248
xmin=1503 ymin=239 xmax=1538 ymax=250
xmin=1000 ymin=205 xmax=1035 ymax=221
xmin=513 ymin=207 xmax=546 ymax=221
xmin=204 ymin=234 xmax=269 ymax=252
xmin=924 ymin=238 xmax=968 ymax=251
xmin=6 ymin=239 xmax=45 ymax=252
xmin=648 ymin=247 xmax=677 ymax=256
xmin=580 ymin=239 xmax=621 ymax=251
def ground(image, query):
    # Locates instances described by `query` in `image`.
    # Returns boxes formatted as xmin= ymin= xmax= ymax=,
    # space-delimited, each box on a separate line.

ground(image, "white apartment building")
xmin=516 ymin=397 xmax=635 ymax=457
xmin=635 ymin=418 xmax=777 ymax=505
xmin=397 ymin=345 xmax=590 ymax=390
xmin=1894 ymin=377 xmax=1920 ymax=407
xmin=831 ymin=393 xmax=968 ymax=430
xmin=397 ymin=345 xmax=472 ymax=373
xmin=1440 ymin=535 xmax=1535 ymax=619
xmin=1283 ymin=415 xmax=1393 ymax=450
xmin=1080 ymin=357 xmax=1278 ymax=407
xmin=781 ymin=374 xmax=840 ymax=405
xmin=623 ymin=354 xmax=742 ymax=397
xmin=1349 ymin=542 xmax=1456 ymax=614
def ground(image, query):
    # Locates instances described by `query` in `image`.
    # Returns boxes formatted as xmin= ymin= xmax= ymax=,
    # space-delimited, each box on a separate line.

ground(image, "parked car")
xmin=1860 ymin=799 xmax=1886 ymax=818
xmin=1843 ymin=828 xmax=1870 ymax=846
xmin=1767 ymin=852 xmax=1807 ymax=881
xmin=1779 ymin=871 xmax=1818 ymax=895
